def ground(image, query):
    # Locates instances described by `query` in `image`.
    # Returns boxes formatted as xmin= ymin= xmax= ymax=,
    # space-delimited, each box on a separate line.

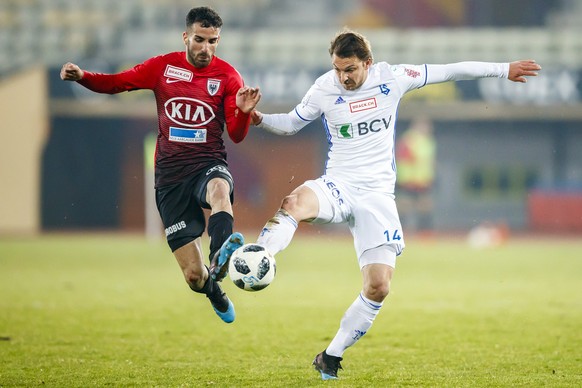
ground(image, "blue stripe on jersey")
xmin=321 ymin=113 xmax=333 ymax=173
xmin=422 ymin=64 xmax=428 ymax=87
xmin=391 ymin=101 xmax=402 ymax=173
xmin=392 ymin=127 xmax=397 ymax=173
xmin=359 ymin=293 xmax=382 ymax=310
xmin=294 ymin=107 xmax=310 ymax=122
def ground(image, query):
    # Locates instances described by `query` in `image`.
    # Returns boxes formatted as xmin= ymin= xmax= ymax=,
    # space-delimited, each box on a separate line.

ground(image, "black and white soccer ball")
xmin=228 ymin=243 xmax=276 ymax=291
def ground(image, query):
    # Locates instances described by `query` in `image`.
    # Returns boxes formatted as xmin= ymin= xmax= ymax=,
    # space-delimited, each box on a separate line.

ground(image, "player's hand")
xmin=60 ymin=62 xmax=84 ymax=81
xmin=250 ymin=110 xmax=263 ymax=126
xmin=236 ymin=86 xmax=261 ymax=113
xmin=508 ymin=60 xmax=541 ymax=83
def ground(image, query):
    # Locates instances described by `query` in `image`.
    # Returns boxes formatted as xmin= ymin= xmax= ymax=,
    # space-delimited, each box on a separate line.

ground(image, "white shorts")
xmin=304 ymin=175 xmax=405 ymax=268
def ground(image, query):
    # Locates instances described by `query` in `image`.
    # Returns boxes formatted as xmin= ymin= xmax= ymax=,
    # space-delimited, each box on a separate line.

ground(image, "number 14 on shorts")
xmin=384 ymin=229 xmax=402 ymax=242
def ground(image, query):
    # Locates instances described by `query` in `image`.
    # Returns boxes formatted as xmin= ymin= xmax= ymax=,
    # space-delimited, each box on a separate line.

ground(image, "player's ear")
xmin=364 ymin=58 xmax=373 ymax=69
xmin=182 ymin=31 xmax=188 ymax=46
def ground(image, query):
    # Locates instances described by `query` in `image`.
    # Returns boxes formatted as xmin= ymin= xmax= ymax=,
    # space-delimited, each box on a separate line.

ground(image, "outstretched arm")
xmin=251 ymin=83 xmax=320 ymax=136
xmin=59 ymin=60 xmax=155 ymax=93
xmin=425 ymin=60 xmax=541 ymax=85
xmin=250 ymin=109 xmax=306 ymax=136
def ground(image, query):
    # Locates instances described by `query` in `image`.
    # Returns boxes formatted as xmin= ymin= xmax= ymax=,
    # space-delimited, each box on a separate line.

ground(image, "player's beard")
xmin=189 ymin=52 xmax=212 ymax=68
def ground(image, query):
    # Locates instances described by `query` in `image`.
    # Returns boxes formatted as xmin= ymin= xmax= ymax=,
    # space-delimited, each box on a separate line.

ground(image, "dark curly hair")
xmin=186 ymin=6 xmax=223 ymax=29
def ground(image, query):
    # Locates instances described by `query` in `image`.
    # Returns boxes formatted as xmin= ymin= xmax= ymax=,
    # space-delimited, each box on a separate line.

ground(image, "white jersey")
xmin=259 ymin=61 xmax=508 ymax=193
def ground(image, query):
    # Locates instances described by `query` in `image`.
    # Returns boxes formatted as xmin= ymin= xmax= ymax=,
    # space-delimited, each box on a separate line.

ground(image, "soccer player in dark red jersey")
xmin=60 ymin=6 xmax=261 ymax=323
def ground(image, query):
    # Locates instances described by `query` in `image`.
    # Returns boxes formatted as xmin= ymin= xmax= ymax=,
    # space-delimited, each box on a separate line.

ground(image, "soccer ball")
xmin=228 ymin=243 xmax=276 ymax=291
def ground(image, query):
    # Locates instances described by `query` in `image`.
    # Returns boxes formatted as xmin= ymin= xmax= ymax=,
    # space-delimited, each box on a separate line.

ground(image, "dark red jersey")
xmin=77 ymin=52 xmax=251 ymax=187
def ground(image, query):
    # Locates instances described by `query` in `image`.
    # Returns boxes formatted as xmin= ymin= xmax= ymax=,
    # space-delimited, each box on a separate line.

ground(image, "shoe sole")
xmin=319 ymin=372 xmax=337 ymax=380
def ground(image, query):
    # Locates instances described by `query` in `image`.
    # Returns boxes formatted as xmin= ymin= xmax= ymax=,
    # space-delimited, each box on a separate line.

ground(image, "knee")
xmin=207 ymin=178 xmax=230 ymax=199
xmin=184 ymin=266 xmax=207 ymax=290
xmin=363 ymin=279 xmax=390 ymax=303
xmin=280 ymin=194 xmax=299 ymax=213
xmin=206 ymin=178 xmax=231 ymax=208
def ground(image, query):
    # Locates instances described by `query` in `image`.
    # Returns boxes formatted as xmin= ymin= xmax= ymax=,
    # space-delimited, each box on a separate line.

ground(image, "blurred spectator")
xmin=396 ymin=117 xmax=436 ymax=234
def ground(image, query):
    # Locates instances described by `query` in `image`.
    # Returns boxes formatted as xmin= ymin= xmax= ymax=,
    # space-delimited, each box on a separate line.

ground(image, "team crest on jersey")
xmin=207 ymin=79 xmax=221 ymax=96
xmin=379 ymin=84 xmax=390 ymax=95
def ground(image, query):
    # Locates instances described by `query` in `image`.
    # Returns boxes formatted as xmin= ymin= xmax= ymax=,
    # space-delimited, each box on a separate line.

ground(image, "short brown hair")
xmin=329 ymin=29 xmax=373 ymax=61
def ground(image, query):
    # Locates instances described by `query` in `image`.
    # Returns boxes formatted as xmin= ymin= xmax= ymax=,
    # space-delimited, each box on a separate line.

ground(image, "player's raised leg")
xmin=257 ymin=184 xmax=319 ymax=255
xmin=203 ymin=175 xmax=244 ymax=281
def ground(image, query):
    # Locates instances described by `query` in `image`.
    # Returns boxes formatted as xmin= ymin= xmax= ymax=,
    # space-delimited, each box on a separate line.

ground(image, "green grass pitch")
xmin=1 ymin=233 xmax=581 ymax=387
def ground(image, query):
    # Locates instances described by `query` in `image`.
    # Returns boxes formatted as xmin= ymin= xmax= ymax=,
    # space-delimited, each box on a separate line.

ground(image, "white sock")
xmin=256 ymin=209 xmax=298 ymax=256
xmin=326 ymin=292 xmax=383 ymax=358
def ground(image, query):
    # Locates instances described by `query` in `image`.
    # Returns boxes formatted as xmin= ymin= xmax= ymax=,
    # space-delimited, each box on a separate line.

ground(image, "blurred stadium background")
xmin=1 ymin=0 xmax=581 ymax=238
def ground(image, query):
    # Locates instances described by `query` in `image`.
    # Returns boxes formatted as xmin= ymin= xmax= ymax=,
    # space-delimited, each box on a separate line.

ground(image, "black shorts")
xmin=155 ymin=162 xmax=234 ymax=252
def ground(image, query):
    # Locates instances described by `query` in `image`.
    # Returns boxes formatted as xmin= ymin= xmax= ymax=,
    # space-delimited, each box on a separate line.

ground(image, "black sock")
xmin=207 ymin=211 xmax=234 ymax=261
xmin=191 ymin=272 xmax=215 ymax=295
xmin=191 ymin=273 xmax=228 ymax=312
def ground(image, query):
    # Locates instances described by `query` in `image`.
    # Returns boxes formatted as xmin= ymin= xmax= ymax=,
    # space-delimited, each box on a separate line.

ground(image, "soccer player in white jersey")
xmin=247 ymin=29 xmax=541 ymax=380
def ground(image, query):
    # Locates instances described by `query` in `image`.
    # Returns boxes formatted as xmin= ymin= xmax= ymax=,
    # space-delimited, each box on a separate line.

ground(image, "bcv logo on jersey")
xmin=336 ymin=115 xmax=392 ymax=139
xmin=164 ymin=97 xmax=216 ymax=127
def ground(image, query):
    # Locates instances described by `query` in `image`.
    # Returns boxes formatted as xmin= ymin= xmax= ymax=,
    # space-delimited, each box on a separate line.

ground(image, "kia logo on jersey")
xmin=164 ymin=97 xmax=216 ymax=127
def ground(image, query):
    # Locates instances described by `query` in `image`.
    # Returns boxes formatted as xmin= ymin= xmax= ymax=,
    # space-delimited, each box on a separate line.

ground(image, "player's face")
xmin=332 ymin=55 xmax=372 ymax=91
xmin=183 ymin=23 xmax=221 ymax=68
